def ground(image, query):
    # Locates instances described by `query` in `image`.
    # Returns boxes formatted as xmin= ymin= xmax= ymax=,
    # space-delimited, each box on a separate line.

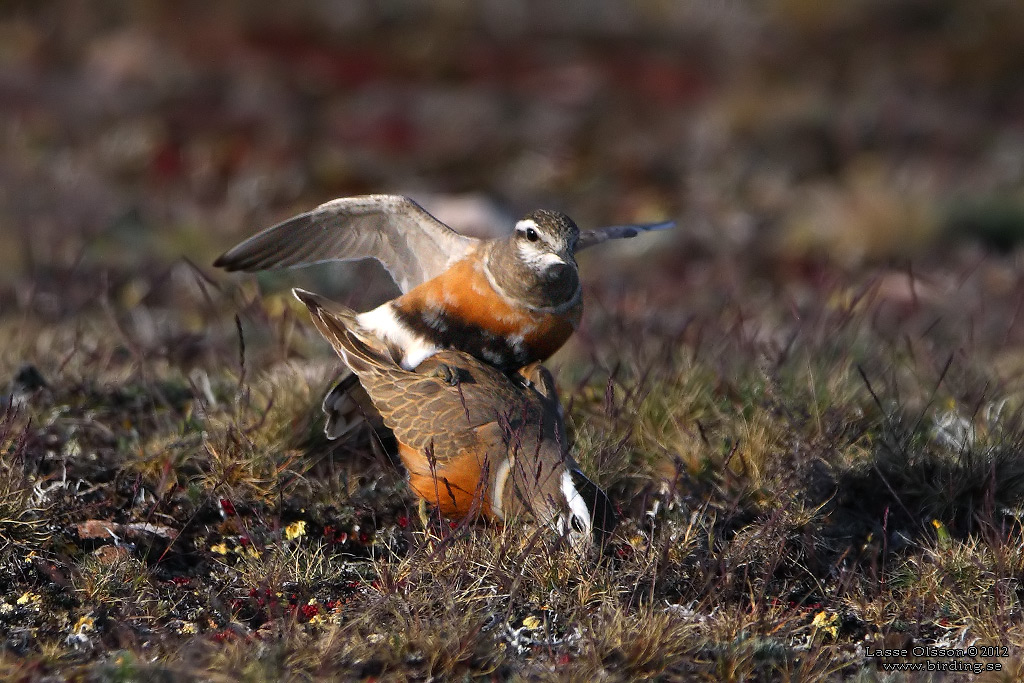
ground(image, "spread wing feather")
xmin=577 ymin=220 xmax=675 ymax=251
xmin=216 ymin=195 xmax=476 ymax=293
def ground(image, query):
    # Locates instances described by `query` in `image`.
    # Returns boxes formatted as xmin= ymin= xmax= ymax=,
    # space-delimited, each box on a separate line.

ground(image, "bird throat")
xmin=485 ymin=239 xmax=581 ymax=312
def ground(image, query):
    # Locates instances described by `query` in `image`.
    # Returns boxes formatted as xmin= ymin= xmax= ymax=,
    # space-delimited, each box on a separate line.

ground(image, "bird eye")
xmin=570 ymin=515 xmax=586 ymax=534
xmin=525 ymin=227 xmax=539 ymax=242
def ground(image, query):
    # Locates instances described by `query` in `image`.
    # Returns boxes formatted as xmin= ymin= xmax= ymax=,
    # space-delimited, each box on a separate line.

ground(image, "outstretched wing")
xmin=215 ymin=195 xmax=476 ymax=293
xmin=577 ymin=220 xmax=675 ymax=252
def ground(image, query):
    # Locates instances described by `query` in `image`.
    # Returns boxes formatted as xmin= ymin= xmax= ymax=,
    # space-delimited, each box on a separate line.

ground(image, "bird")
xmin=215 ymin=195 xmax=673 ymax=437
xmin=293 ymin=287 xmax=618 ymax=548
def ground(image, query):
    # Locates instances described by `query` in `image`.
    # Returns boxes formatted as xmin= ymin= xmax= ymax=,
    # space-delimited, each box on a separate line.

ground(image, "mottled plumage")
xmin=294 ymin=288 xmax=617 ymax=547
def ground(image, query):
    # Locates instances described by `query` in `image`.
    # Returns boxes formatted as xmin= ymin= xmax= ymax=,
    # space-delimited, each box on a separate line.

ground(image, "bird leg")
xmin=427 ymin=362 xmax=461 ymax=386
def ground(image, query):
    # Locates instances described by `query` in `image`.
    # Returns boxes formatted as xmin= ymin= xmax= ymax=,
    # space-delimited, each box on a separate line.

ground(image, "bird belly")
xmin=398 ymin=442 xmax=500 ymax=520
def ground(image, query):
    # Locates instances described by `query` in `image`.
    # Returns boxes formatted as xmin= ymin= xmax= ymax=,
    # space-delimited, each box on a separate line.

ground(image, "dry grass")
xmin=3 ymin=249 xmax=1024 ymax=682
xmin=4 ymin=1 xmax=1024 ymax=677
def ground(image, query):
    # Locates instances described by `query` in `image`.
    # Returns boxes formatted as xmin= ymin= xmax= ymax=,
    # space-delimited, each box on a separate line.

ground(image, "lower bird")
xmin=294 ymin=288 xmax=617 ymax=548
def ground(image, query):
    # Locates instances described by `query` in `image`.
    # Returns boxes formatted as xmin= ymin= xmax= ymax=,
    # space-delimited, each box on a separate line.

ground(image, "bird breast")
xmin=388 ymin=258 xmax=581 ymax=370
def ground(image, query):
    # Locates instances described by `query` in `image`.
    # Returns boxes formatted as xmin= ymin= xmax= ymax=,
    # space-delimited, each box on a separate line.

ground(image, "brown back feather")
xmin=294 ymin=287 xmax=546 ymax=463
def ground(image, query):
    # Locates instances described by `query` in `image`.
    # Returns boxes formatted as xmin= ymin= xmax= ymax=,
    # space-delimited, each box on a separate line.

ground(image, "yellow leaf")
xmin=286 ymin=520 xmax=307 ymax=540
xmin=811 ymin=610 xmax=839 ymax=639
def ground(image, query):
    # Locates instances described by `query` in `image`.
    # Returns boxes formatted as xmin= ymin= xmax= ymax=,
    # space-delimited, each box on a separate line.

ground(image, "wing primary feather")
xmin=215 ymin=195 xmax=476 ymax=292
xmin=284 ymin=227 xmax=326 ymax=266
xmin=215 ymin=216 xmax=312 ymax=271
xmin=576 ymin=220 xmax=675 ymax=252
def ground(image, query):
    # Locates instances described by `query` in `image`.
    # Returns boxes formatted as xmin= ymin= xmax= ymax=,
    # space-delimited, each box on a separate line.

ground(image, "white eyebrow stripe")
xmin=561 ymin=470 xmax=591 ymax=535
xmin=515 ymin=218 xmax=559 ymax=249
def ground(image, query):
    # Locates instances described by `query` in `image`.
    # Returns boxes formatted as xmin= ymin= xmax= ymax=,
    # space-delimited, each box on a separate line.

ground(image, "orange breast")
xmin=395 ymin=258 xmax=581 ymax=365
xmin=398 ymin=442 xmax=499 ymax=521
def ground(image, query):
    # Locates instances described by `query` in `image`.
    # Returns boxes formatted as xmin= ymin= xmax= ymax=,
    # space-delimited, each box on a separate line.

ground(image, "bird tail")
xmin=292 ymin=288 xmax=397 ymax=382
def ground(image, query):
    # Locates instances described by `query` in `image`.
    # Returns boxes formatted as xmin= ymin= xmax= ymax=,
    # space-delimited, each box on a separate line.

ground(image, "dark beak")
xmin=546 ymin=262 xmax=572 ymax=284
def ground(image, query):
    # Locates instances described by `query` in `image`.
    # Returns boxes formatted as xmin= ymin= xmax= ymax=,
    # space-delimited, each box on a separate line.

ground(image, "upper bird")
xmin=215 ymin=194 xmax=673 ymax=372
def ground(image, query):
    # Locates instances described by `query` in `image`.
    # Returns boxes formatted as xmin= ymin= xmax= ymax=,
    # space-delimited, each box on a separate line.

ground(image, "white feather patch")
xmin=356 ymin=304 xmax=439 ymax=369
xmin=514 ymin=218 xmax=539 ymax=233
xmin=517 ymin=241 xmax=565 ymax=271
xmin=491 ymin=458 xmax=512 ymax=520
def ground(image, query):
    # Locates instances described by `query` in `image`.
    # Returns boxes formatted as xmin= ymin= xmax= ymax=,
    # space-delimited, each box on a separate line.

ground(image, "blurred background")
xmin=5 ymin=3 xmax=1024 ymax=669
xmin=2 ymin=0 xmax=1024 ymax=342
